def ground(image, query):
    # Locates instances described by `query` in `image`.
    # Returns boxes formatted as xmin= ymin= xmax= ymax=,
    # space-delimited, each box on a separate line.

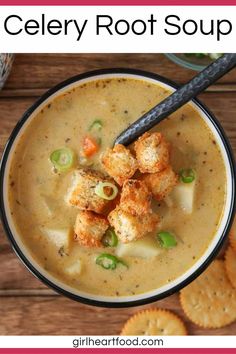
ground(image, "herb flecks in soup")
xmin=8 ymin=77 xmax=226 ymax=297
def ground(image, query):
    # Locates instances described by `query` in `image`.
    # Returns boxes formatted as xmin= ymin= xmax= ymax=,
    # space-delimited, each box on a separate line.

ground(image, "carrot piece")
xmin=82 ymin=135 xmax=99 ymax=157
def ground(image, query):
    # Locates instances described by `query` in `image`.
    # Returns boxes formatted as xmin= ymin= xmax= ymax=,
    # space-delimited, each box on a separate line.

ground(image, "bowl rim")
xmin=165 ymin=53 xmax=209 ymax=72
xmin=0 ymin=67 xmax=235 ymax=308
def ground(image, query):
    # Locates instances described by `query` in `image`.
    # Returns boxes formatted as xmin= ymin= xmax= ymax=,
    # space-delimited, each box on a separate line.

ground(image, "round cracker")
xmin=229 ymin=218 xmax=236 ymax=252
xmin=180 ymin=260 xmax=236 ymax=328
xmin=121 ymin=309 xmax=187 ymax=335
xmin=225 ymin=246 xmax=236 ymax=288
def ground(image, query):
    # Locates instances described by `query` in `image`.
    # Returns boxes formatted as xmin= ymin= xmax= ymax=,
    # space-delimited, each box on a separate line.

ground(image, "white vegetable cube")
xmin=116 ymin=236 xmax=162 ymax=258
xmin=44 ymin=228 xmax=73 ymax=252
xmin=41 ymin=194 xmax=58 ymax=216
xmin=64 ymin=260 xmax=82 ymax=276
xmin=172 ymin=180 xmax=196 ymax=214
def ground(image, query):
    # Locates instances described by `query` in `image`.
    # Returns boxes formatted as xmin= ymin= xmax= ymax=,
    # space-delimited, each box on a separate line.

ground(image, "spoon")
xmin=114 ymin=53 xmax=236 ymax=146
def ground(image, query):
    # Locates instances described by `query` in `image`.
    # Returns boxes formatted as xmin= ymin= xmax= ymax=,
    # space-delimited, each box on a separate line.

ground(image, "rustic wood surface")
xmin=0 ymin=54 xmax=235 ymax=336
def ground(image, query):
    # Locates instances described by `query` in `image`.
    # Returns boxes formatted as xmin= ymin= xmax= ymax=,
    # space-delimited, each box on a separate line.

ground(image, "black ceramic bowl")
xmin=0 ymin=68 xmax=235 ymax=308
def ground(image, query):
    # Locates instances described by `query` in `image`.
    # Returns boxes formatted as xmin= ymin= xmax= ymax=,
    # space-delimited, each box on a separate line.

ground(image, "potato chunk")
xmin=41 ymin=194 xmax=58 ymax=217
xmin=172 ymin=179 xmax=196 ymax=214
xmin=64 ymin=260 xmax=82 ymax=276
xmin=65 ymin=168 xmax=114 ymax=213
xmin=101 ymin=144 xmax=138 ymax=185
xmin=134 ymin=132 xmax=170 ymax=173
xmin=108 ymin=206 xmax=159 ymax=243
xmin=120 ymin=179 xmax=152 ymax=215
xmin=143 ymin=166 xmax=178 ymax=201
xmin=74 ymin=210 xmax=109 ymax=247
xmin=44 ymin=228 xmax=73 ymax=253
xmin=116 ymin=236 xmax=162 ymax=258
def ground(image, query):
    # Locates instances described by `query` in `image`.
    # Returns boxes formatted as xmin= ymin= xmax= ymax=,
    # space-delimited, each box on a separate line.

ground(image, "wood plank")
xmin=0 ymin=97 xmax=34 ymax=135
xmin=0 ymin=295 xmax=235 ymax=335
xmin=3 ymin=54 xmax=236 ymax=92
xmin=0 ymin=289 xmax=56 ymax=296
xmin=200 ymin=93 xmax=236 ymax=150
xmin=0 ymin=231 xmax=47 ymax=290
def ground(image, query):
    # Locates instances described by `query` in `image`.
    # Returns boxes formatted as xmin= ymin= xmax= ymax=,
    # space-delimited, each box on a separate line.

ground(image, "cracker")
xmin=225 ymin=246 xmax=236 ymax=288
xmin=229 ymin=218 xmax=236 ymax=252
xmin=180 ymin=260 xmax=236 ymax=328
xmin=121 ymin=309 xmax=187 ymax=335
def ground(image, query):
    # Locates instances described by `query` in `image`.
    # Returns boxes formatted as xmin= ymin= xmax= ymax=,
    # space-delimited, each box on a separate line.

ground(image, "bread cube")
xmin=143 ymin=166 xmax=178 ymax=201
xmin=134 ymin=132 xmax=170 ymax=173
xmin=108 ymin=206 xmax=159 ymax=243
xmin=101 ymin=144 xmax=138 ymax=185
xmin=74 ymin=210 xmax=109 ymax=247
xmin=120 ymin=179 xmax=152 ymax=215
xmin=65 ymin=168 xmax=114 ymax=214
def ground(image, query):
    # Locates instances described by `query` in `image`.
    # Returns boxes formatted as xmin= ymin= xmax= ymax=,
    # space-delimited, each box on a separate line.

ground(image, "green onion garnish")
xmin=158 ymin=231 xmax=177 ymax=249
xmin=179 ymin=169 xmax=195 ymax=183
xmin=95 ymin=182 xmax=118 ymax=200
xmin=102 ymin=229 xmax=118 ymax=247
xmin=96 ymin=253 xmax=128 ymax=270
xmin=89 ymin=119 xmax=103 ymax=132
xmin=50 ymin=148 xmax=75 ymax=172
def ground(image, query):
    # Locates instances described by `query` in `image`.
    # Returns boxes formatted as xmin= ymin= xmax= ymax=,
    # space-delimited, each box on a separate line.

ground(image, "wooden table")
xmin=0 ymin=54 xmax=235 ymax=336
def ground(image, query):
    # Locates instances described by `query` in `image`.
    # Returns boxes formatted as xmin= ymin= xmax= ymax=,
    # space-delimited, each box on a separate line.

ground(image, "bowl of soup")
xmin=0 ymin=68 xmax=235 ymax=307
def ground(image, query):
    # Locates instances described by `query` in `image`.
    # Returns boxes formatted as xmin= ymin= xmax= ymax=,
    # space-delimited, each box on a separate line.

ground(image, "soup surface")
xmin=8 ymin=76 xmax=226 ymax=297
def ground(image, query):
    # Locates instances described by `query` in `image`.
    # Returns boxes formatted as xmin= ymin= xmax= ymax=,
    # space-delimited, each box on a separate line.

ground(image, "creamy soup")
xmin=8 ymin=77 xmax=226 ymax=297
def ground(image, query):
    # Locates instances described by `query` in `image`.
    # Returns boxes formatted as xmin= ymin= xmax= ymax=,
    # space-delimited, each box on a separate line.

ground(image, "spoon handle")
xmin=115 ymin=53 xmax=236 ymax=146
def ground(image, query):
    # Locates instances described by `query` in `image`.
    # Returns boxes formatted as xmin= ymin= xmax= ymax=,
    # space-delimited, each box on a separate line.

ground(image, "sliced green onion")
xmin=89 ymin=119 xmax=103 ymax=132
xmin=179 ymin=169 xmax=195 ymax=183
xmin=95 ymin=182 xmax=118 ymax=200
xmin=96 ymin=253 xmax=117 ymax=269
xmin=50 ymin=148 xmax=75 ymax=172
xmin=96 ymin=253 xmax=128 ymax=270
xmin=158 ymin=231 xmax=177 ymax=249
xmin=102 ymin=229 xmax=118 ymax=247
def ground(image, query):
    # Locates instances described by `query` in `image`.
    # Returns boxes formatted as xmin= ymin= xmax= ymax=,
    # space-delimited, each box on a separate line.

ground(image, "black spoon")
xmin=114 ymin=53 xmax=236 ymax=146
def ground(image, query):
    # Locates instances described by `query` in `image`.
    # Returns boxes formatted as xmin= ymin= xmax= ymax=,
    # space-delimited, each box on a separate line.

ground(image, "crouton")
xmin=101 ymin=144 xmax=138 ymax=185
xmin=143 ymin=166 xmax=178 ymax=201
xmin=120 ymin=179 xmax=152 ymax=216
xmin=108 ymin=206 xmax=160 ymax=243
xmin=134 ymin=132 xmax=170 ymax=173
xmin=74 ymin=210 xmax=109 ymax=247
xmin=65 ymin=168 xmax=115 ymax=214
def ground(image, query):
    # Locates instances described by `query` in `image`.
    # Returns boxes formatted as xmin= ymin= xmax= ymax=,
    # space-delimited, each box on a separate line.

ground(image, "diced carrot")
xmin=82 ymin=135 xmax=99 ymax=157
